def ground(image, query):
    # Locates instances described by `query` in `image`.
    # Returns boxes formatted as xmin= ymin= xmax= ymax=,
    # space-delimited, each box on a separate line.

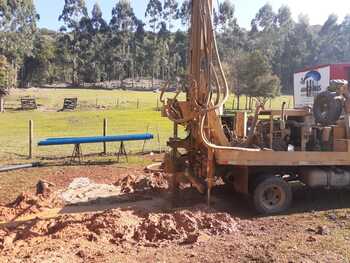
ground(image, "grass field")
xmin=0 ymin=88 xmax=293 ymax=164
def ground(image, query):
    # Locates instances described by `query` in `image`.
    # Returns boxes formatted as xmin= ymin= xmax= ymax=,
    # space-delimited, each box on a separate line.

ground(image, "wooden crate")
xmin=21 ymin=97 xmax=37 ymax=110
xmin=62 ymin=98 xmax=78 ymax=111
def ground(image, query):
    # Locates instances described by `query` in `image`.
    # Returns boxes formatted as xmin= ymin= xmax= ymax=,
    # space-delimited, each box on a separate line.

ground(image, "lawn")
xmin=0 ymin=88 xmax=293 ymax=164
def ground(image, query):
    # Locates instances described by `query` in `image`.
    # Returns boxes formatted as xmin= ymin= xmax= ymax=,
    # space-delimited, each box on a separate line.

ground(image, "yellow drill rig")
xmin=161 ymin=0 xmax=350 ymax=214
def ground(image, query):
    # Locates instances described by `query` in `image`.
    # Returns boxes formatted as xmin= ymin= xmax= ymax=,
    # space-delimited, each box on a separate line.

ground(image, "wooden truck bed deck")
xmin=215 ymin=149 xmax=350 ymax=166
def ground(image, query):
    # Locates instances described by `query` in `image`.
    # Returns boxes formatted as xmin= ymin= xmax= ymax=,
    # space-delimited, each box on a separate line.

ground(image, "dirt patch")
xmin=133 ymin=208 xmax=237 ymax=245
xmin=116 ymin=171 xmax=169 ymax=194
xmin=0 ymin=184 xmax=62 ymax=222
xmin=0 ymin=206 xmax=237 ymax=250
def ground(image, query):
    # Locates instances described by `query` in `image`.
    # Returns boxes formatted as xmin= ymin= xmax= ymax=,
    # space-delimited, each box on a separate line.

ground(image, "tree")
xmin=272 ymin=5 xmax=295 ymax=93
xmin=177 ymin=0 xmax=191 ymax=26
xmin=163 ymin=0 xmax=178 ymax=31
xmin=86 ymin=3 xmax=109 ymax=82
xmin=0 ymin=0 xmax=38 ymax=87
xmin=0 ymin=55 xmax=13 ymax=112
xmin=145 ymin=0 xmax=163 ymax=86
xmin=109 ymin=0 xmax=136 ymax=82
xmin=214 ymin=0 xmax=245 ymax=59
xmin=23 ymin=31 xmax=57 ymax=85
xmin=338 ymin=15 xmax=350 ymax=62
xmin=239 ymin=51 xmax=281 ymax=101
xmin=315 ymin=14 xmax=342 ymax=64
xmin=59 ymin=0 xmax=89 ymax=85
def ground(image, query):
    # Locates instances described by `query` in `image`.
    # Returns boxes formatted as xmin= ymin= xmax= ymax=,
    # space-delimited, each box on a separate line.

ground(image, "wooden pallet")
xmin=21 ymin=97 xmax=37 ymax=110
xmin=62 ymin=98 xmax=78 ymax=111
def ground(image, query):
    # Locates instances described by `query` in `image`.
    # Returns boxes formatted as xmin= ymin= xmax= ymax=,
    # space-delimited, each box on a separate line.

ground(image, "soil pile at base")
xmin=116 ymin=171 xmax=169 ymax=194
xmin=0 ymin=186 xmax=62 ymax=222
xmin=0 ymin=206 xmax=237 ymax=248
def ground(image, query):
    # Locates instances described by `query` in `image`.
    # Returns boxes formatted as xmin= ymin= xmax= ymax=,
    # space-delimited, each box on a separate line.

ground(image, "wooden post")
xmin=117 ymin=98 xmax=120 ymax=108
xmin=0 ymin=96 xmax=4 ymax=113
xmin=96 ymin=98 xmax=98 ymax=108
xmin=103 ymin=118 xmax=108 ymax=155
xmin=157 ymin=126 xmax=161 ymax=153
xmin=235 ymin=112 xmax=247 ymax=138
xmin=142 ymin=124 xmax=150 ymax=153
xmin=156 ymin=98 xmax=159 ymax=111
xmin=29 ymin=120 xmax=33 ymax=159
xmin=137 ymin=98 xmax=139 ymax=109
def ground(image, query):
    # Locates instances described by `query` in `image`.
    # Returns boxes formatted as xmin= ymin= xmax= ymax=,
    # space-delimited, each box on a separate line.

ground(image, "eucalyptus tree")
xmin=109 ymin=0 xmax=136 ymax=81
xmin=145 ymin=0 xmax=163 ymax=86
xmin=315 ymin=14 xmax=342 ymax=64
xmin=214 ymin=0 xmax=245 ymax=60
xmin=0 ymin=55 xmax=11 ymax=112
xmin=59 ymin=0 xmax=89 ymax=85
xmin=338 ymin=15 xmax=350 ymax=62
xmin=0 ymin=0 xmax=38 ymax=87
xmin=177 ymin=0 xmax=191 ymax=26
xmin=132 ymin=19 xmax=147 ymax=79
xmin=88 ymin=3 xmax=109 ymax=82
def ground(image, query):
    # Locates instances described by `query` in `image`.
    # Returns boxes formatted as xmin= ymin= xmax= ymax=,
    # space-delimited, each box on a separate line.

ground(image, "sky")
xmin=35 ymin=0 xmax=350 ymax=31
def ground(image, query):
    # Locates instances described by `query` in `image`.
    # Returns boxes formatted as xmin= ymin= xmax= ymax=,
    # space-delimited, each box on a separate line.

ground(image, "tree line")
xmin=1 ymin=0 xmax=350 ymax=101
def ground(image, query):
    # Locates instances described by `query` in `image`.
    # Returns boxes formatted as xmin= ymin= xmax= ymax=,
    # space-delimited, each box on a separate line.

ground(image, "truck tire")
xmin=253 ymin=175 xmax=292 ymax=214
xmin=313 ymin=91 xmax=342 ymax=125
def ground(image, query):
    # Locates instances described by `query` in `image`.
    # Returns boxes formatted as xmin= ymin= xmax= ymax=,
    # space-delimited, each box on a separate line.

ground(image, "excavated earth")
xmin=0 ymin=163 xmax=350 ymax=262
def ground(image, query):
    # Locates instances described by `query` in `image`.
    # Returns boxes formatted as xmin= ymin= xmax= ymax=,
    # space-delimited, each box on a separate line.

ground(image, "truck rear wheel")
xmin=253 ymin=175 xmax=292 ymax=214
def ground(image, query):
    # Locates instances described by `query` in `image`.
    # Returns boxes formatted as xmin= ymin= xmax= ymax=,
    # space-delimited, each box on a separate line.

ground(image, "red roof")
xmin=295 ymin=63 xmax=350 ymax=74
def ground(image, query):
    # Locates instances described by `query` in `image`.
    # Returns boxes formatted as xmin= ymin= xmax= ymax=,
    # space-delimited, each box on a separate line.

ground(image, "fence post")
xmin=103 ymin=118 xmax=108 ymax=155
xmin=142 ymin=124 xmax=150 ymax=153
xmin=137 ymin=98 xmax=140 ymax=109
xmin=29 ymin=120 xmax=33 ymax=159
xmin=157 ymin=126 xmax=161 ymax=153
xmin=156 ymin=98 xmax=159 ymax=111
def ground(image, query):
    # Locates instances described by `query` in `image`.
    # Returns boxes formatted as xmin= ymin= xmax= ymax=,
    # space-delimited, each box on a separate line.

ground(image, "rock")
xmin=317 ymin=226 xmax=330 ymax=236
xmin=328 ymin=213 xmax=337 ymax=221
xmin=3 ymin=233 xmax=16 ymax=247
xmin=87 ymin=233 xmax=98 ymax=242
xmin=76 ymin=250 xmax=86 ymax=258
xmin=307 ymin=236 xmax=317 ymax=242
xmin=36 ymin=180 xmax=55 ymax=195
xmin=180 ymin=233 xmax=199 ymax=245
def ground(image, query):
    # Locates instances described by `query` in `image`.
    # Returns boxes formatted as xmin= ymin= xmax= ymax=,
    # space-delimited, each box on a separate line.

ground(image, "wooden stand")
xmin=117 ymin=141 xmax=128 ymax=163
xmin=71 ymin=144 xmax=83 ymax=163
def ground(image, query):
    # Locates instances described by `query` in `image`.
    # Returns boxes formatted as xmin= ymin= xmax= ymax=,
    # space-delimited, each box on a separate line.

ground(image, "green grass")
xmin=0 ymin=88 xmax=293 ymax=164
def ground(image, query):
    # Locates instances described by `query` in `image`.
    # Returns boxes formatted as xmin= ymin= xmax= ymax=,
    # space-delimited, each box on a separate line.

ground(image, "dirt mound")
xmin=134 ymin=209 xmax=237 ymax=245
xmin=0 ymin=183 xmax=62 ymax=222
xmin=0 ymin=207 xmax=237 ymax=249
xmin=117 ymin=172 xmax=169 ymax=194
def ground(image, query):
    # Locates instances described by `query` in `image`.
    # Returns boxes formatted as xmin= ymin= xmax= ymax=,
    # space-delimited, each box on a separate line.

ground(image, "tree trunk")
xmin=0 ymin=96 xmax=4 ymax=113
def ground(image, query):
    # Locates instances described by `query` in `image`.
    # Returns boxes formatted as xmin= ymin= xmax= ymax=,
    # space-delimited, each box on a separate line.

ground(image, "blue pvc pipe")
xmin=38 ymin=133 xmax=154 ymax=146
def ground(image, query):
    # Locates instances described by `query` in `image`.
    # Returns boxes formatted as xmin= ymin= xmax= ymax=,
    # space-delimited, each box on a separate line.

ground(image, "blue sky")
xmin=35 ymin=0 xmax=350 ymax=31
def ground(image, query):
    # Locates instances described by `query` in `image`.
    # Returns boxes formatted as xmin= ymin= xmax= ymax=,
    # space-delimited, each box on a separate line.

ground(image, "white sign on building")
xmin=294 ymin=66 xmax=330 ymax=108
